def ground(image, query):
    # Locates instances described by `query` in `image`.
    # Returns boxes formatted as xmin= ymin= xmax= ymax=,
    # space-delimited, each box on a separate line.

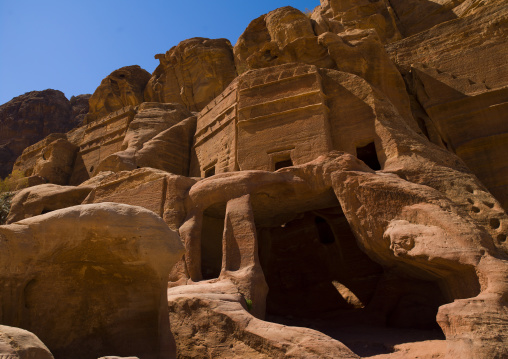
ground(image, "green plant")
xmin=0 ymin=170 xmax=27 ymax=193
xmin=0 ymin=192 xmax=14 ymax=225
xmin=245 ymin=298 xmax=253 ymax=312
xmin=0 ymin=170 xmax=27 ymax=224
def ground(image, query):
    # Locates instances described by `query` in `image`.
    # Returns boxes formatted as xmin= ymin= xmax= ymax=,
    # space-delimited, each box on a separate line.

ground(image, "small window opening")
xmin=356 ymin=142 xmax=381 ymax=171
xmin=89 ymin=166 xmax=94 ymax=173
xmin=275 ymin=158 xmax=293 ymax=171
xmin=205 ymin=166 xmax=215 ymax=178
xmin=315 ymin=216 xmax=335 ymax=244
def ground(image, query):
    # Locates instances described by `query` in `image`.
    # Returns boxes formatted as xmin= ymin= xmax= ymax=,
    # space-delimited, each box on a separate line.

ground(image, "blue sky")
xmin=0 ymin=0 xmax=320 ymax=105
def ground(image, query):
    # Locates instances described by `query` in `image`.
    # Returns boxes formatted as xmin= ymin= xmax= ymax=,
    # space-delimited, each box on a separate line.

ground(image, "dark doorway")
xmin=201 ymin=206 xmax=225 ymax=280
xmin=356 ymin=142 xmax=381 ymax=170
xmin=257 ymin=208 xmax=446 ymax=357
xmin=315 ymin=216 xmax=335 ymax=244
xmin=258 ymin=210 xmax=383 ymax=318
xmin=274 ymin=158 xmax=293 ymax=171
xmin=204 ymin=166 xmax=215 ymax=178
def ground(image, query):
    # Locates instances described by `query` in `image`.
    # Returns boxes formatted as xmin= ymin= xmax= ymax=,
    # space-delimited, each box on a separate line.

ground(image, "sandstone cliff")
xmin=144 ymin=37 xmax=237 ymax=112
xmin=85 ymin=65 xmax=151 ymax=124
xmin=1 ymin=0 xmax=507 ymax=358
xmin=0 ymin=90 xmax=88 ymax=179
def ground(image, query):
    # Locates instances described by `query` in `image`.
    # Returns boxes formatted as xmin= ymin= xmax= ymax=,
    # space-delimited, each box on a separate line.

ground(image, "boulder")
xmin=6 ymin=183 xmax=93 ymax=223
xmin=0 ymin=325 xmax=54 ymax=359
xmin=0 ymin=203 xmax=184 ymax=359
xmin=167 ymin=281 xmax=360 ymax=359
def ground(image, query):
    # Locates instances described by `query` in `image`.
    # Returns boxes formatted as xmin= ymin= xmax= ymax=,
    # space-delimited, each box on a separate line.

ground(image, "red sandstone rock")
xmin=6 ymin=183 xmax=93 ymax=223
xmin=85 ymin=65 xmax=151 ymax=123
xmin=313 ymin=0 xmax=402 ymax=43
xmin=12 ymin=134 xmax=78 ymax=186
xmin=234 ymin=7 xmax=414 ymax=128
xmin=0 ymin=90 xmax=79 ymax=178
xmin=0 ymin=0 xmax=507 ymax=358
xmin=92 ymin=102 xmax=195 ymax=176
xmin=386 ymin=0 xmax=508 ymax=211
xmin=70 ymin=94 xmax=91 ymax=126
xmin=167 ymin=281 xmax=360 ymax=358
xmin=0 ymin=203 xmax=184 ymax=359
xmin=144 ymin=38 xmax=237 ymax=112
xmin=0 ymin=325 xmax=54 ymax=359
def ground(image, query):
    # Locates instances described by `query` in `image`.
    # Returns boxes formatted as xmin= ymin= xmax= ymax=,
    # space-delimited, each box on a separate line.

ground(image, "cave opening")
xmin=257 ymin=207 xmax=446 ymax=356
xmin=356 ymin=142 xmax=381 ymax=170
xmin=204 ymin=166 xmax=215 ymax=178
xmin=200 ymin=205 xmax=225 ymax=280
xmin=274 ymin=158 xmax=293 ymax=171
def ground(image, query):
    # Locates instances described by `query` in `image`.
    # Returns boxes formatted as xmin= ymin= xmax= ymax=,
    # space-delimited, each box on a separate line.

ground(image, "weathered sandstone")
xmin=0 ymin=203 xmax=184 ymax=359
xmin=0 ymin=0 xmax=507 ymax=357
xmin=386 ymin=0 xmax=508 ymax=210
xmin=82 ymin=167 xmax=197 ymax=231
xmin=85 ymin=65 xmax=151 ymax=124
xmin=191 ymin=63 xmax=415 ymax=177
xmin=312 ymin=0 xmax=402 ymax=43
xmin=169 ymin=68 xmax=508 ymax=359
xmin=70 ymin=94 xmax=91 ymax=126
xmin=144 ymin=38 xmax=237 ymax=112
xmin=92 ymin=102 xmax=195 ymax=176
xmin=0 ymin=325 xmax=54 ymax=359
xmin=6 ymin=183 xmax=93 ymax=223
xmin=234 ymin=7 xmax=414 ymax=128
xmin=12 ymin=134 xmax=78 ymax=186
xmin=167 ymin=281 xmax=360 ymax=358
xmin=389 ymin=0 xmax=503 ymax=37
xmin=0 ymin=90 xmax=79 ymax=178
xmin=70 ymin=106 xmax=138 ymax=184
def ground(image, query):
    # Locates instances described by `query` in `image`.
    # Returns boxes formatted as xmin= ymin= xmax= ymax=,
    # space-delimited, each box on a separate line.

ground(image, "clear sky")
xmin=0 ymin=0 xmax=320 ymax=105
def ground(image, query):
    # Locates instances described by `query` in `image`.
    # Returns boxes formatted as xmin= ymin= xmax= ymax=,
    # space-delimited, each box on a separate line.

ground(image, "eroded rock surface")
xmin=313 ymin=0 xmax=402 ymax=43
xmin=0 ymin=203 xmax=184 ymax=359
xmin=0 ymin=90 xmax=79 ymax=178
xmin=12 ymin=134 xmax=78 ymax=186
xmin=0 ymin=325 xmax=54 ymax=359
xmin=1 ymin=0 xmax=507 ymax=358
xmin=144 ymin=38 xmax=237 ymax=112
xmin=168 ymin=68 xmax=508 ymax=359
xmin=234 ymin=7 xmax=414 ymax=127
xmin=70 ymin=94 xmax=91 ymax=126
xmin=85 ymin=65 xmax=151 ymax=124
xmin=387 ymin=0 xmax=508 ymax=210
xmin=167 ymin=281 xmax=359 ymax=359
xmin=92 ymin=102 xmax=195 ymax=176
